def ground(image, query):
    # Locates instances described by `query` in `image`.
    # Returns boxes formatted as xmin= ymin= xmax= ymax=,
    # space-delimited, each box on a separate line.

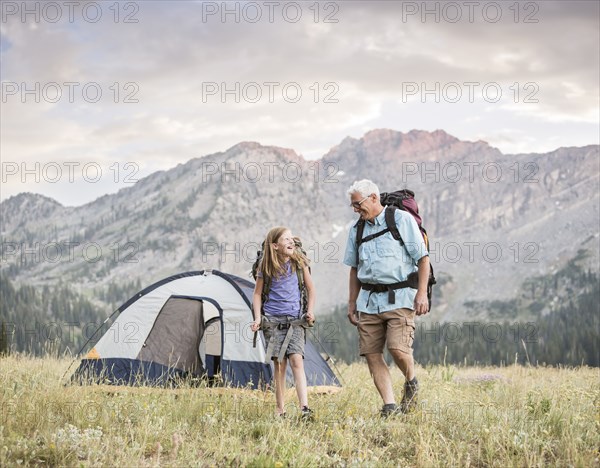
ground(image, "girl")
xmin=251 ymin=226 xmax=316 ymax=418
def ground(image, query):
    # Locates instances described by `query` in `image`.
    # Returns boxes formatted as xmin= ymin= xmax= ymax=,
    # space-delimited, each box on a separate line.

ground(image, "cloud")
xmin=1 ymin=0 xmax=598 ymax=205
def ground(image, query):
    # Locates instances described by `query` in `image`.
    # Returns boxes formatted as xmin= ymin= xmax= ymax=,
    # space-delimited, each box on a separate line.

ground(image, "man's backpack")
xmin=251 ymin=237 xmax=309 ymax=315
xmin=355 ymin=189 xmax=436 ymax=310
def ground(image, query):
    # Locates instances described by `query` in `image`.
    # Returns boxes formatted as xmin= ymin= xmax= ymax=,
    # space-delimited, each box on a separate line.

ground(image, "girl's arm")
xmin=251 ymin=277 xmax=264 ymax=332
xmin=303 ymin=265 xmax=316 ymax=321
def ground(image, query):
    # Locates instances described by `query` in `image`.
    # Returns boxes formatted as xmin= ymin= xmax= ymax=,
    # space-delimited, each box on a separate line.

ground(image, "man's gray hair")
xmin=347 ymin=179 xmax=380 ymax=199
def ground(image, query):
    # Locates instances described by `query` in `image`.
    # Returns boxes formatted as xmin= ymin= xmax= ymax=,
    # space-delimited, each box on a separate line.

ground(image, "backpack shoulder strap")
xmin=295 ymin=265 xmax=308 ymax=316
xmin=384 ymin=205 xmax=404 ymax=246
xmin=355 ymin=219 xmax=365 ymax=245
xmin=261 ymin=274 xmax=271 ymax=314
xmin=355 ymin=219 xmax=365 ymax=266
xmin=296 ymin=265 xmax=304 ymax=290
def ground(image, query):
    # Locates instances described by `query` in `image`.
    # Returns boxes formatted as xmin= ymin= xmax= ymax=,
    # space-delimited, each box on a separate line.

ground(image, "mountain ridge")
xmin=1 ymin=129 xmax=598 ymax=321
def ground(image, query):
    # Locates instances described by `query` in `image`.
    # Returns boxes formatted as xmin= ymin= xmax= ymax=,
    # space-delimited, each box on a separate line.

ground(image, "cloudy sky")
xmin=1 ymin=0 xmax=598 ymax=206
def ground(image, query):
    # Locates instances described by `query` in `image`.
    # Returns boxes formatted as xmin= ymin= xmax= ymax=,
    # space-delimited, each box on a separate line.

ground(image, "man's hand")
xmin=414 ymin=256 xmax=430 ymax=316
xmin=414 ymin=291 xmax=429 ymax=316
xmin=347 ymin=302 xmax=359 ymax=326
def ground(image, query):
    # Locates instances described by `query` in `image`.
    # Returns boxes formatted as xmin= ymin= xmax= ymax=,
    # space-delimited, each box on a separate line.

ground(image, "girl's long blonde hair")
xmin=259 ymin=226 xmax=309 ymax=280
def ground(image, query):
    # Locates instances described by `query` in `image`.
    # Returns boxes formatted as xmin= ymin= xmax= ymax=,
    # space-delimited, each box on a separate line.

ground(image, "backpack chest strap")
xmin=360 ymin=227 xmax=390 ymax=244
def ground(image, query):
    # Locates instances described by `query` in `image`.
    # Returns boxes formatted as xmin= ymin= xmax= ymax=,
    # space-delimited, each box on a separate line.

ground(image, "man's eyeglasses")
xmin=350 ymin=195 xmax=370 ymax=209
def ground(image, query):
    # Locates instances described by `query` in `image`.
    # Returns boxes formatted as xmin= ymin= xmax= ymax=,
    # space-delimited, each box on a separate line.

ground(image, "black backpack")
xmin=355 ymin=189 xmax=436 ymax=310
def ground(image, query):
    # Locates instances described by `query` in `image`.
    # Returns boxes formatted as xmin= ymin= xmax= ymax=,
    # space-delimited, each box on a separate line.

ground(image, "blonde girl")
xmin=251 ymin=226 xmax=315 ymax=418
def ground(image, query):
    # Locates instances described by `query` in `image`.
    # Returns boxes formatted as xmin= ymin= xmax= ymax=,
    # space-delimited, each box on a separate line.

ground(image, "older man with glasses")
xmin=343 ymin=179 xmax=430 ymax=417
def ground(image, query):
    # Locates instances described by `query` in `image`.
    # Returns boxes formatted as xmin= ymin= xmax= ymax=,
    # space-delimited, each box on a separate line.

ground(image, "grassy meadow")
xmin=0 ymin=355 xmax=598 ymax=467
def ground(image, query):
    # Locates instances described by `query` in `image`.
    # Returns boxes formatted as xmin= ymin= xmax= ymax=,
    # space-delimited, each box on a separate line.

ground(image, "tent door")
xmin=201 ymin=318 xmax=222 ymax=384
xmin=136 ymin=297 xmax=205 ymax=375
xmin=198 ymin=300 xmax=223 ymax=385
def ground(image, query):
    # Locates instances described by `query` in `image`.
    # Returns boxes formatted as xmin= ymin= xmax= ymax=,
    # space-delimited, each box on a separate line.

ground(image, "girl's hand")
xmin=305 ymin=311 xmax=315 ymax=326
xmin=251 ymin=319 xmax=261 ymax=332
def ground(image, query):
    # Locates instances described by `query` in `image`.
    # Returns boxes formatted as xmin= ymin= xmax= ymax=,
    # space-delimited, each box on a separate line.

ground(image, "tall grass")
xmin=1 ymin=355 xmax=598 ymax=467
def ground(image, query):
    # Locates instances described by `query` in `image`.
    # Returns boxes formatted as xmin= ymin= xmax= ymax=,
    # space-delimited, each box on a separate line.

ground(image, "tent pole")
xmin=60 ymin=306 xmax=121 ymax=384
xmin=307 ymin=328 xmax=346 ymax=386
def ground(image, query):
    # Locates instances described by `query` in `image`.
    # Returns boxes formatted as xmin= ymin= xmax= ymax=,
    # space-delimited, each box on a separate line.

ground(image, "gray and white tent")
xmin=72 ymin=270 xmax=340 ymax=389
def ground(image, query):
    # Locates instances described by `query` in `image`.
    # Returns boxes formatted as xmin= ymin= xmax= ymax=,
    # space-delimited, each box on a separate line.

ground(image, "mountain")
xmin=0 ymin=142 xmax=334 ymax=301
xmin=1 ymin=130 xmax=598 ymax=323
xmin=321 ymin=129 xmax=599 ymax=320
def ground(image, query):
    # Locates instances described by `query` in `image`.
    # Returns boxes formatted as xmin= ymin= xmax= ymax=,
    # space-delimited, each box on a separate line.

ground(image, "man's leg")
xmin=387 ymin=308 xmax=416 ymax=380
xmin=386 ymin=309 xmax=419 ymax=413
xmin=390 ymin=349 xmax=419 ymax=413
xmin=389 ymin=348 xmax=415 ymax=381
xmin=359 ymin=312 xmax=398 ymax=411
xmin=364 ymin=353 xmax=395 ymax=405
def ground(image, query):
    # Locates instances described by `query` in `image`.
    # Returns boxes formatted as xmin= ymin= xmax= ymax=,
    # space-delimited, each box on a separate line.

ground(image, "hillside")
xmin=1 ymin=130 xmax=598 ymax=324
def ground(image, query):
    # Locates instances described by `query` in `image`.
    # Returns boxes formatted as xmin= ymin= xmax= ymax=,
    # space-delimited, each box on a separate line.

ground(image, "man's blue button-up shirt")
xmin=343 ymin=208 xmax=428 ymax=314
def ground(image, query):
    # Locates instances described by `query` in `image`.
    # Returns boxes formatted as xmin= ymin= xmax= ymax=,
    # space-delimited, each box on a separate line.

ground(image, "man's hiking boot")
xmin=301 ymin=406 xmax=314 ymax=421
xmin=380 ymin=403 xmax=400 ymax=418
xmin=400 ymin=377 xmax=419 ymax=414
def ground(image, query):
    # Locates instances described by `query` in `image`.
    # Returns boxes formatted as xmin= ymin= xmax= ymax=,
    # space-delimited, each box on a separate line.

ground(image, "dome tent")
xmin=72 ymin=270 xmax=340 ymax=389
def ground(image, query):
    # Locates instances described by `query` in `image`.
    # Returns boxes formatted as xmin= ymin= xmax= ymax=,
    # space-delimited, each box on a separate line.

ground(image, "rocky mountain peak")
xmin=2 ymin=192 xmax=62 ymax=209
xmin=325 ymin=129 xmax=497 ymax=172
xmin=226 ymin=141 xmax=302 ymax=162
xmin=0 ymin=193 xmax=64 ymax=234
xmin=362 ymin=128 xmax=459 ymax=153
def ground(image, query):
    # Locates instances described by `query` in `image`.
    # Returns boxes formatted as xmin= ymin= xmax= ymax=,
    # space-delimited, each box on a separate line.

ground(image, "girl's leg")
xmin=273 ymin=358 xmax=288 ymax=415
xmin=288 ymin=353 xmax=308 ymax=408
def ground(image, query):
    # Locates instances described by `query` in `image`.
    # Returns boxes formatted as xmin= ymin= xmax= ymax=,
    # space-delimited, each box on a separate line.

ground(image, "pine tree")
xmin=0 ymin=321 xmax=9 ymax=356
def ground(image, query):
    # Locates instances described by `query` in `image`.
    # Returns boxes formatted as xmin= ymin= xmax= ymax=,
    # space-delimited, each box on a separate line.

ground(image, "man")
xmin=343 ymin=179 xmax=430 ymax=416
